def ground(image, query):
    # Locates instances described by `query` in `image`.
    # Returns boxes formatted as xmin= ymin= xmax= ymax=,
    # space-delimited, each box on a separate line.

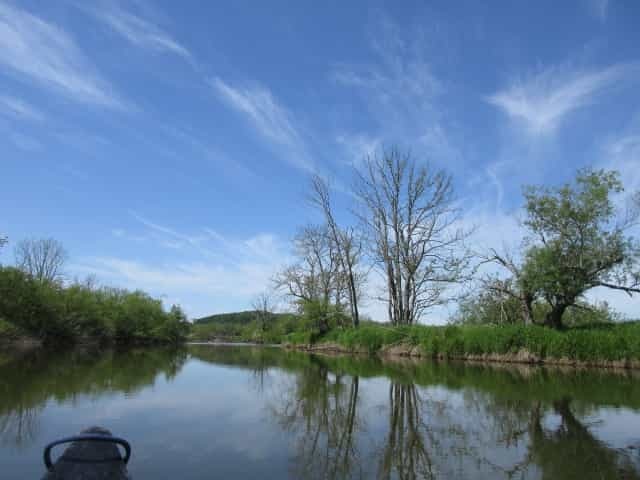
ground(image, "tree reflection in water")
xmin=3 ymin=345 xmax=638 ymax=479
xmin=269 ymin=358 xmax=362 ymax=479
xmin=0 ymin=347 xmax=187 ymax=448
xmin=378 ymin=383 xmax=435 ymax=480
xmin=262 ymin=353 xmax=640 ymax=480
xmin=526 ymin=398 xmax=640 ymax=480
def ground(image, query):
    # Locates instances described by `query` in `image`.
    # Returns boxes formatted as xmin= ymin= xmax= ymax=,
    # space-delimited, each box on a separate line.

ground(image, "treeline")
xmin=0 ymin=266 xmax=189 ymax=344
xmin=268 ymin=149 xmax=640 ymax=333
xmin=192 ymin=310 xmax=300 ymax=342
xmin=0 ymin=238 xmax=189 ymax=344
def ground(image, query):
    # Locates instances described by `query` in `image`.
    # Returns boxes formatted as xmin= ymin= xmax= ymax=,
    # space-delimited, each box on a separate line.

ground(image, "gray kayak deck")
xmin=42 ymin=427 xmax=130 ymax=480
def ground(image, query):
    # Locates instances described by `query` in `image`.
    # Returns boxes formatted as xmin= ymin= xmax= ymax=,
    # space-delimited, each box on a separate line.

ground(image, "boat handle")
xmin=44 ymin=434 xmax=131 ymax=471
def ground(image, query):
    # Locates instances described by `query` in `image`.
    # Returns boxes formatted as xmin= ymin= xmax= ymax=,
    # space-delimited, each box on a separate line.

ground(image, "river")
xmin=1 ymin=344 xmax=639 ymax=479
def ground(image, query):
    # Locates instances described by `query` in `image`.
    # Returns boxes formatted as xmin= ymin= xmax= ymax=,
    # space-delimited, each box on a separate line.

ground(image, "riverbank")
xmin=286 ymin=341 xmax=640 ymax=369
xmin=275 ymin=322 xmax=640 ymax=370
xmin=0 ymin=318 xmax=183 ymax=350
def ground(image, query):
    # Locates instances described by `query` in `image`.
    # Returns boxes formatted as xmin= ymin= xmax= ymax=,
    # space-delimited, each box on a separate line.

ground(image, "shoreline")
xmin=283 ymin=341 xmax=640 ymax=370
xmin=5 ymin=335 xmax=640 ymax=371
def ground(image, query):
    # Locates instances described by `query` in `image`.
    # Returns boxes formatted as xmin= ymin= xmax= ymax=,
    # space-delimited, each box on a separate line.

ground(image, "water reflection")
xmin=0 ymin=347 xmax=187 ymax=447
xmin=1 ymin=345 xmax=639 ymax=479
xmin=270 ymin=358 xmax=362 ymax=479
xmin=527 ymin=398 xmax=639 ymax=480
xmin=190 ymin=347 xmax=640 ymax=479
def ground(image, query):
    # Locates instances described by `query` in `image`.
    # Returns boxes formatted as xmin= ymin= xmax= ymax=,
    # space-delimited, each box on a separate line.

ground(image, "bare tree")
xmin=14 ymin=238 xmax=67 ymax=283
xmin=477 ymin=247 xmax=535 ymax=325
xmin=310 ymin=175 xmax=363 ymax=327
xmin=252 ymin=291 xmax=274 ymax=332
xmin=354 ymin=148 xmax=471 ymax=325
xmin=0 ymin=235 xmax=7 ymax=251
xmin=274 ymin=224 xmax=348 ymax=308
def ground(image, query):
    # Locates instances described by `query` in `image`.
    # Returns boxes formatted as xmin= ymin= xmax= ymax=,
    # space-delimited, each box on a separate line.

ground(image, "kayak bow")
xmin=42 ymin=426 xmax=131 ymax=480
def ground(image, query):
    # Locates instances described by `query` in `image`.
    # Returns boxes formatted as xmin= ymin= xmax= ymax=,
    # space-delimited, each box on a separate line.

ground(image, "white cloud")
xmin=72 ymin=247 xmax=285 ymax=318
xmin=330 ymin=12 xmax=458 ymax=168
xmin=244 ymin=234 xmax=281 ymax=260
xmin=81 ymin=2 xmax=192 ymax=61
xmin=336 ymin=133 xmax=382 ymax=165
xmin=419 ymin=124 xmax=460 ymax=165
xmin=129 ymin=211 xmax=218 ymax=259
xmin=0 ymin=94 xmax=44 ymax=121
xmin=588 ymin=128 xmax=640 ymax=318
xmin=8 ymin=131 xmax=42 ymax=151
xmin=72 ymin=214 xmax=291 ymax=317
xmin=602 ymin=132 xmax=640 ymax=193
xmin=586 ymin=0 xmax=609 ymax=21
xmin=211 ymin=77 xmax=314 ymax=172
xmin=0 ymin=2 xmax=127 ymax=109
xmin=331 ymin=25 xmax=442 ymax=130
xmin=487 ymin=63 xmax=634 ymax=136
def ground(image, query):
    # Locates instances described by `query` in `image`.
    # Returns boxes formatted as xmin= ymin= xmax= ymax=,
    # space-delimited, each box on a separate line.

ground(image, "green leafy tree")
xmin=0 ymin=267 xmax=189 ymax=344
xmin=521 ymin=169 xmax=640 ymax=328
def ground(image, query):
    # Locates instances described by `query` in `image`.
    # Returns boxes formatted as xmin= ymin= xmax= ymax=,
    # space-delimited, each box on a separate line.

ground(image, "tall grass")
xmin=294 ymin=322 xmax=640 ymax=362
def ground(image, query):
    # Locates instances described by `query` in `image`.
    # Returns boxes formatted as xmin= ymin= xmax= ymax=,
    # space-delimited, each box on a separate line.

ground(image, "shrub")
xmin=0 ymin=267 xmax=189 ymax=344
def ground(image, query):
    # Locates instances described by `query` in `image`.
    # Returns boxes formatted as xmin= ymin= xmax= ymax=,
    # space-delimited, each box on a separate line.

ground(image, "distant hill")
xmin=194 ymin=310 xmax=290 ymax=326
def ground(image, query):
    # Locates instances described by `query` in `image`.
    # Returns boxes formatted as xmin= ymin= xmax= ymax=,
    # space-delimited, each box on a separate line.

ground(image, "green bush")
xmin=0 ymin=267 xmax=189 ymax=345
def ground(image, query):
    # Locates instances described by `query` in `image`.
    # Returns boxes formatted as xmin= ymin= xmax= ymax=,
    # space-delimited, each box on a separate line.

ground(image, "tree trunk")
xmin=348 ymin=270 xmax=359 ymax=328
xmin=545 ymin=304 xmax=567 ymax=329
xmin=521 ymin=292 xmax=534 ymax=325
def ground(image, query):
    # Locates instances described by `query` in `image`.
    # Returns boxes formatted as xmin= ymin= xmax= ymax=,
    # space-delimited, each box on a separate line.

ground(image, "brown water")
xmin=1 ymin=344 xmax=639 ymax=479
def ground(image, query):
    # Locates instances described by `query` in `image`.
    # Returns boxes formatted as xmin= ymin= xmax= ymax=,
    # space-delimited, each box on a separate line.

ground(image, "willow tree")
xmin=521 ymin=169 xmax=640 ymax=329
xmin=478 ymin=248 xmax=535 ymax=325
xmin=355 ymin=148 xmax=471 ymax=325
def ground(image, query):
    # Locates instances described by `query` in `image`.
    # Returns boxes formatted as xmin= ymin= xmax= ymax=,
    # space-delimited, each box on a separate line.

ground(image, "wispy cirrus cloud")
xmin=587 ymin=127 xmax=640 ymax=319
xmin=129 ymin=211 xmax=218 ymax=259
xmin=80 ymin=1 xmax=192 ymax=61
xmin=0 ymin=94 xmax=44 ymax=121
xmin=600 ymin=127 xmax=640 ymax=198
xmin=7 ymin=132 xmax=42 ymax=152
xmin=331 ymin=16 xmax=442 ymax=130
xmin=0 ymin=2 xmax=127 ymax=109
xmin=75 ymin=214 xmax=290 ymax=317
xmin=487 ymin=62 xmax=635 ymax=136
xmin=330 ymin=12 xmax=461 ymax=168
xmin=211 ymin=77 xmax=315 ymax=172
xmin=585 ymin=0 xmax=609 ymax=21
xmin=336 ymin=133 xmax=382 ymax=165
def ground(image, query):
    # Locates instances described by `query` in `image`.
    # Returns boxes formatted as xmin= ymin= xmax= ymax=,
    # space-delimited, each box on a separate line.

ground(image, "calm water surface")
xmin=1 ymin=345 xmax=639 ymax=479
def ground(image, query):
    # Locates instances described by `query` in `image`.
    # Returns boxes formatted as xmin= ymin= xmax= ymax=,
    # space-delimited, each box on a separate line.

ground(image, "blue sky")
xmin=1 ymin=0 xmax=639 ymax=321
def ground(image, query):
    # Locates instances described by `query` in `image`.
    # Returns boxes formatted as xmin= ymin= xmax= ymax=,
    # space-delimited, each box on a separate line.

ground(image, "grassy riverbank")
xmin=190 ymin=315 xmax=640 ymax=364
xmin=283 ymin=322 xmax=640 ymax=366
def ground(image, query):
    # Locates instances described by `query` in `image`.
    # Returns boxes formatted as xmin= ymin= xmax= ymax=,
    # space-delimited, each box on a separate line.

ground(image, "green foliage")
xmin=454 ymin=287 xmax=619 ymax=328
xmin=324 ymin=324 xmax=406 ymax=353
xmin=191 ymin=310 xmax=296 ymax=341
xmin=283 ymin=321 xmax=640 ymax=363
xmin=0 ymin=318 xmax=20 ymax=340
xmin=195 ymin=310 xmax=265 ymax=326
xmin=452 ymin=290 xmax=523 ymax=325
xmin=0 ymin=266 xmax=189 ymax=344
xmin=190 ymin=300 xmax=351 ymax=344
xmin=190 ymin=311 xmax=300 ymax=343
xmin=521 ymin=168 xmax=640 ymax=328
xmin=299 ymin=299 xmax=348 ymax=334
